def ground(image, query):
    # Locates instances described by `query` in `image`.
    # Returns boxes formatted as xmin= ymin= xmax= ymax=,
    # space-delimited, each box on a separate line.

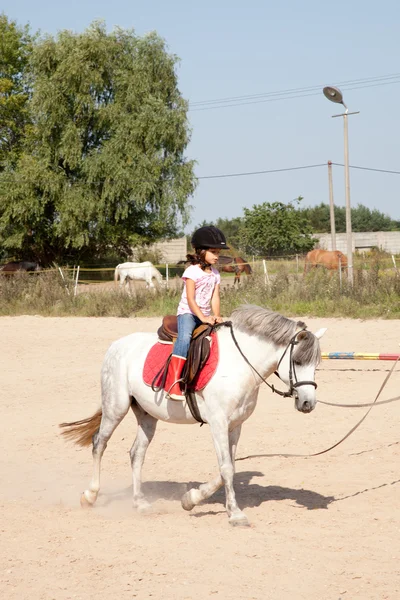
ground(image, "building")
xmin=313 ymin=231 xmax=400 ymax=254
xmin=132 ymin=236 xmax=187 ymax=264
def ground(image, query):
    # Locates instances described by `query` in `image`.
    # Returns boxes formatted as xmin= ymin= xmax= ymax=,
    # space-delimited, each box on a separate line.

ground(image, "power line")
xmin=1 ymin=162 xmax=399 ymax=185
xmin=190 ymin=73 xmax=400 ymax=106
xmin=197 ymin=163 xmax=326 ymax=180
xmin=189 ymin=74 xmax=400 ymax=112
xmin=333 ymin=163 xmax=400 ymax=175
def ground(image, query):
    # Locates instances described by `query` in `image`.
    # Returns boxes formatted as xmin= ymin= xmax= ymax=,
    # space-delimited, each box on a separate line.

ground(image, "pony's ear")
xmin=297 ymin=330 xmax=309 ymax=340
xmin=314 ymin=327 xmax=327 ymax=339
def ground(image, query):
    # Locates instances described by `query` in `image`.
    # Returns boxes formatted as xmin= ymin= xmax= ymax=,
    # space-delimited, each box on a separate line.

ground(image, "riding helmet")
xmin=191 ymin=226 xmax=230 ymax=250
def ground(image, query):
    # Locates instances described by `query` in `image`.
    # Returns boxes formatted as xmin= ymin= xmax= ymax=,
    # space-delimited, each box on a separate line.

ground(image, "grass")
xmin=1 ymin=257 xmax=399 ymax=319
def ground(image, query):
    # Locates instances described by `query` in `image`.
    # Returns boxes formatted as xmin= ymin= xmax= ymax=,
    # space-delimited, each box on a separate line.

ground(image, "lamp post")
xmin=323 ymin=86 xmax=359 ymax=284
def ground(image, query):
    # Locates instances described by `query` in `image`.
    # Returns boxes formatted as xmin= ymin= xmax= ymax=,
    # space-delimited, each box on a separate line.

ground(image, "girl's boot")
xmin=165 ymin=355 xmax=187 ymax=401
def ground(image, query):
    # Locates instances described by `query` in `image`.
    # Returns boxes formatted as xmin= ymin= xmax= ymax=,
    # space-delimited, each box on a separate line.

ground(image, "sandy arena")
xmin=1 ymin=315 xmax=400 ymax=599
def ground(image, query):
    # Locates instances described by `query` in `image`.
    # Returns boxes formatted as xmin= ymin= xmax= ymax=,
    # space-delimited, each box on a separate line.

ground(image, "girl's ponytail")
xmin=186 ymin=248 xmax=209 ymax=270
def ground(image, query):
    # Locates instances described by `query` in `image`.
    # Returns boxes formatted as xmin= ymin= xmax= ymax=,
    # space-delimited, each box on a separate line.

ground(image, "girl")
xmin=165 ymin=226 xmax=229 ymax=400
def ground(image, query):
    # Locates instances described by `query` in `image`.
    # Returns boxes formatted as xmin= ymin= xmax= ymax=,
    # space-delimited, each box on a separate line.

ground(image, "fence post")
xmin=252 ymin=255 xmax=255 ymax=270
xmin=392 ymin=255 xmax=398 ymax=274
xmin=338 ymin=257 xmax=342 ymax=291
xmin=296 ymin=254 xmax=299 ymax=274
xmin=166 ymin=263 xmax=169 ymax=288
xmin=58 ymin=266 xmax=70 ymax=296
xmin=74 ymin=266 xmax=80 ymax=297
xmin=262 ymin=259 xmax=270 ymax=287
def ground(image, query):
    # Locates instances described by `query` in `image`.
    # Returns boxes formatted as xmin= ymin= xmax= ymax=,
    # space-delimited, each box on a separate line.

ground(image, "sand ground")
xmin=1 ymin=315 xmax=400 ymax=599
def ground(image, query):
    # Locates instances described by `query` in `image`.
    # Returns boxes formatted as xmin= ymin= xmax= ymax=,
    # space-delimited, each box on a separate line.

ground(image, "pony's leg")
xmin=129 ymin=403 xmax=158 ymax=513
xmin=182 ymin=425 xmax=247 ymax=525
xmin=81 ymin=404 xmax=130 ymax=507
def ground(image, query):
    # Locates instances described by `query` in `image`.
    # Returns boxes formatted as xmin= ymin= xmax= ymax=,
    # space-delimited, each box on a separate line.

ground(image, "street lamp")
xmin=323 ymin=86 xmax=359 ymax=284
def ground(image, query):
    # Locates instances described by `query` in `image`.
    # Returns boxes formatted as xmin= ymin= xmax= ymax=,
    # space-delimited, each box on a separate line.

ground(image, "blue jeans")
xmin=174 ymin=313 xmax=202 ymax=358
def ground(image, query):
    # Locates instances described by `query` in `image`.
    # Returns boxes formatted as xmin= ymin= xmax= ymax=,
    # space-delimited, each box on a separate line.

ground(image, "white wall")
xmin=313 ymin=231 xmax=400 ymax=254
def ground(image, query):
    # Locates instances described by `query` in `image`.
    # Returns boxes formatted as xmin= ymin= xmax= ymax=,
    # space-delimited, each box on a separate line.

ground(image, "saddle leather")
xmin=157 ymin=315 xmax=209 ymax=343
xmin=156 ymin=315 xmax=213 ymax=389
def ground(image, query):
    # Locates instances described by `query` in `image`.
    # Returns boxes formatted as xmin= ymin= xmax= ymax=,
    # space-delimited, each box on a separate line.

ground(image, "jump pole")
xmin=322 ymin=352 xmax=400 ymax=361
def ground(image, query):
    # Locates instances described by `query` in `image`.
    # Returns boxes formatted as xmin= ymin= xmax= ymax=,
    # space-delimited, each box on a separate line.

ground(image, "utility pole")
xmin=327 ymin=161 xmax=336 ymax=251
xmin=323 ymin=86 xmax=359 ymax=285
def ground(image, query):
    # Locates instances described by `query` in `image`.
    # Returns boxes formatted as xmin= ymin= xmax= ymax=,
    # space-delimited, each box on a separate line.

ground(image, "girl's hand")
xmin=202 ymin=316 xmax=217 ymax=325
xmin=214 ymin=316 xmax=224 ymax=324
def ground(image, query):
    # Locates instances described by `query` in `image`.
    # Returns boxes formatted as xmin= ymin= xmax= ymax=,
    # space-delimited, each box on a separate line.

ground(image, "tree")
xmin=300 ymin=202 xmax=398 ymax=233
xmin=0 ymin=15 xmax=33 ymax=169
xmin=351 ymin=204 xmax=395 ymax=232
xmin=0 ymin=21 xmax=196 ymax=263
xmin=240 ymin=197 xmax=315 ymax=256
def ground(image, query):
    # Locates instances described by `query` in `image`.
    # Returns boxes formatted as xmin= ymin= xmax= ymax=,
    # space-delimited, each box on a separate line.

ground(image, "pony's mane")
xmin=230 ymin=304 xmax=321 ymax=365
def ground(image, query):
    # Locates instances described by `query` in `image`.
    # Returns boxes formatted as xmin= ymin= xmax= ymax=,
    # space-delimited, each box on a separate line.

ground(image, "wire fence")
xmin=1 ymin=252 xmax=399 ymax=287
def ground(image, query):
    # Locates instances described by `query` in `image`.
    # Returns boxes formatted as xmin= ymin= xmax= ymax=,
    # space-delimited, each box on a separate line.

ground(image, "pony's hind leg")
xmin=130 ymin=402 xmax=158 ymax=513
xmin=81 ymin=371 xmax=132 ymax=507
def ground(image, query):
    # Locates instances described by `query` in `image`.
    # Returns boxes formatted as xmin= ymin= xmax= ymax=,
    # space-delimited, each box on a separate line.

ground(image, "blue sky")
xmin=2 ymin=0 xmax=400 ymax=229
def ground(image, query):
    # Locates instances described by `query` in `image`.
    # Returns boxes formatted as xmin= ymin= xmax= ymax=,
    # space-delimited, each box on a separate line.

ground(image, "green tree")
xmin=0 ymin=15 xmax=33 ymax=169
xmin=0 ymin=22 xmax=196 ymax=263
xmin=301 ymin=202 xmax=398 ymax=233
xmin=240 ymin=197 xmax=315 ymax=256
xmin=351 ymin=204 xmax=395 ymax=232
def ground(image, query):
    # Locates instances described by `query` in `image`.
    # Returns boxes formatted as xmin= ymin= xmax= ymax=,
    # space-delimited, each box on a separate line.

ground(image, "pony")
xmin=114 ymin=261 xmax=164 ymax=294
xmin=218 ymin=256 xmax=252 ymax=285
xmin=0 ymin=261 xmax=41 ymax=273
xmin=59 ymin=305 xmax=326 ymax=527
xmin=304 ymin=250 xmax=348 ymax=274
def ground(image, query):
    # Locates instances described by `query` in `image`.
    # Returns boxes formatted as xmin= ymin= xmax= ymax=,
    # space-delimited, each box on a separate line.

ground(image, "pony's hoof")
xmin=229 ymin=513 xmax=250 ymax=527
xmin=80 ymin=491 xmax=96 ymax=508
xmin=181 ymin=492 xmax=195 ymax=512
xmin=136 ymin=501 xmax=153 ymax=515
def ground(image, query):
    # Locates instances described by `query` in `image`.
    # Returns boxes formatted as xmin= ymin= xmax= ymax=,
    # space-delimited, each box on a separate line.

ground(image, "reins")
xmin=217 ymin=321 xmax=317 ymax=398
xmin=236 ymin=356 xmax=399 ymax=461
xmin=215 ymin=321 xmax=399 ymax=460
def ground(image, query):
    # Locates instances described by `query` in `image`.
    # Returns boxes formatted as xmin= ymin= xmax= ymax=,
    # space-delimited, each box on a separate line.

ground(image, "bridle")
xmin=274 ymin=330 xmax=318 ymax=398
xmin=220 ymin=322 xmax=318 ymax=399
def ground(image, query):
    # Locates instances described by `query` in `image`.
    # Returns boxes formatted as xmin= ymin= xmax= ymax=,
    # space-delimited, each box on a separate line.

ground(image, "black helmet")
xmin=191 ymin=226 xmax=230 ymax=250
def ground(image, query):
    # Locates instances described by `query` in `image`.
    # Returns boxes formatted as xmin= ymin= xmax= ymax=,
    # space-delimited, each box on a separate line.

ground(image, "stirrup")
xmin=166 ymin=378 xmax=186 ymax=401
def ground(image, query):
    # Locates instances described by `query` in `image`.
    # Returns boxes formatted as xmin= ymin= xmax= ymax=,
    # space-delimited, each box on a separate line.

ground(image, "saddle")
xmin=157 ymin=315 xmax=213 ymax=385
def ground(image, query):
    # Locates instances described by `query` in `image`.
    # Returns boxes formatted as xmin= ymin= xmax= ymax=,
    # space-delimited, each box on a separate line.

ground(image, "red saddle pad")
xmin=143 ymin=333 xmax=219 ymax=391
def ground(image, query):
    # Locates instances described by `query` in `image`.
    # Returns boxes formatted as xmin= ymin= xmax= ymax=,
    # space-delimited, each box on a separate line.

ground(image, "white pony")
xmin=60 ymin=305 xmax=326 ymax=527
xmin=114 ymin=261 xmax=164 ymax=294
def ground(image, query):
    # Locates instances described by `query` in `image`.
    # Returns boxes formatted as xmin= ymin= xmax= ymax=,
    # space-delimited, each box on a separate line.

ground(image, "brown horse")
xmin=176 ymin=256 xmax=252 ymax=284
xmin=217 ymin=256 xmax=252 ymax=284
xmin=0 ymin=261 xmax=41 ymax=274
xmin=304 ymin=250 xmax=348 ymax=274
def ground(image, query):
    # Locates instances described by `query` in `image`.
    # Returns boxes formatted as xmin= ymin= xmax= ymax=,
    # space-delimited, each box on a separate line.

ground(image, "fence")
xmin=1 ymin=252 xmax=399 ymax=291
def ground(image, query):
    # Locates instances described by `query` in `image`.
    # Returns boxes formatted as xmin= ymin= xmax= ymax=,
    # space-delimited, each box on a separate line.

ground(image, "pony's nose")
xmin=300 ymin=400 xmax=314 ymax=413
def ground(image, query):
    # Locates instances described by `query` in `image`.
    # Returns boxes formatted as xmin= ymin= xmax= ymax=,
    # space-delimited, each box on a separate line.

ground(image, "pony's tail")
xmin=114 ymin=265 xmax=120 ymax=283
xmin=244 ymin=263 xmax=252 ymax=275
xmin=59 ymin=408 xmax=102 ymax=447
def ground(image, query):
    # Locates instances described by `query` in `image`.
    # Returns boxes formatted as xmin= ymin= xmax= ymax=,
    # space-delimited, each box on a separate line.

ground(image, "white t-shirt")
xmin=177 ymin=265 xmax=220 ymax=316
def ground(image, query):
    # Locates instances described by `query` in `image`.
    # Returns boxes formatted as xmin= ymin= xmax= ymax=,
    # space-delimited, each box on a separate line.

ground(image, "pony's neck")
xmin=231 ymin=327 xmax=281 ymax=380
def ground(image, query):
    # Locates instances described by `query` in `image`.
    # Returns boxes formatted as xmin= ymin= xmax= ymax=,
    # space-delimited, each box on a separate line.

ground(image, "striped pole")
xmin=322 ymin=352 xmax=400 ymax=361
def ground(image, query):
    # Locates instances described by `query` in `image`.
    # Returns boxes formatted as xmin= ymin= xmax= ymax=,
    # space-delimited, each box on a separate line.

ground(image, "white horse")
xmin=114 ymin=261 xmax=164 ymax=294
xmin=60 ymin=305 xmax=326 ymax=526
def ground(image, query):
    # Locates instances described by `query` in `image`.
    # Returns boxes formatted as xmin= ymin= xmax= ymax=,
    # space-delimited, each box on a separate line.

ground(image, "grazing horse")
xmin=114 ymin=261 xmax=164 ymax=294
xmin=304 ymin=250 xmax=348 ymax=274
xmin=217 ymin=256 xmax=252 ymax=285
xmin=60 ymin=304 xmax=326 ymax=526
xmin=0 ymin=261 xmax=41 ymax=273
xmin=177 ymin=256 xmax=252 ymax=284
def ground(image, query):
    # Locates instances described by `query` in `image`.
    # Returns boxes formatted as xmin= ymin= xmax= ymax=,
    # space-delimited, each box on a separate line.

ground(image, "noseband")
xmin=220 ymin=322 xmax=317 ymax=399
xmin=274 ymin=330 xmax=318 ymax=398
